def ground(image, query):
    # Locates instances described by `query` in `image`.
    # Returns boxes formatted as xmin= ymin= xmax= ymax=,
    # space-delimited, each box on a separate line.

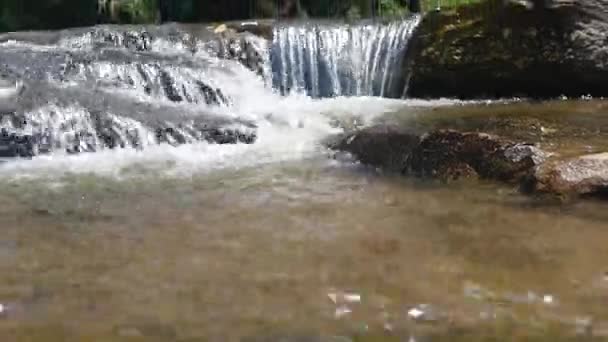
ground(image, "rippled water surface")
xmin=1 ymin=101 xmax=608 ymax=342
xmin=1 ymin=22 xmax=608 ymax=341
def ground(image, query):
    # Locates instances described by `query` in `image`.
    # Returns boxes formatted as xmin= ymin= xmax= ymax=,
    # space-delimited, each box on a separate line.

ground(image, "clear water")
xmin=1 ymin=23 xmax=608 ymax=342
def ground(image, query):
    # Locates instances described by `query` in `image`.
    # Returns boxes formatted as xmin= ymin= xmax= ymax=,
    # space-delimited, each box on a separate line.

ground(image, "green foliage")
xmin=0 ymin=0 xmax=97 ymax=32
xmin=117 ymin=0 xmax=159 ymax=24
xmin=346 ymin=5 xmax=363 ymax=21
xmin=420 ymin=0 xmax=485 ymax=12
xmin=0 ymin=0 xmax=490 ymax=33
xmin=379 ymin=0 xmax=407 ymax=16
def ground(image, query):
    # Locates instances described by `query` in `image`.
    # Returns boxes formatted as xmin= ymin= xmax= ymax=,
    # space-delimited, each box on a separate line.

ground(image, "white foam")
xmin=0 ymin=25 xmax=489 ymax=182
xmin=0 ymin=93 xmax=486 ymax=182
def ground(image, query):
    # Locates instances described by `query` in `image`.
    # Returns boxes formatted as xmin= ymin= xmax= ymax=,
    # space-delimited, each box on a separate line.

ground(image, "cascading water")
xmin=0 ymin=25 xmax=269 ymax=157
xmin=0 ymin=17 xmax=422 ymax=172
xmin=270 ymin=16 xmax=421 ymax=98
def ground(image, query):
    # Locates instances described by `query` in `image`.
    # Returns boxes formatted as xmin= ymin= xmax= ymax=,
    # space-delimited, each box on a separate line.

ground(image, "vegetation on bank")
xmin=0 ymin=0 xmax=485 ymax=33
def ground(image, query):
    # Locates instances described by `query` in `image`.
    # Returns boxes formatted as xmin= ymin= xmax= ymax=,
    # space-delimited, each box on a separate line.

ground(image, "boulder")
xmin=328 ymin=125 xmax=421 ymax=172
xmin=534 ymin=153 xmax=608 ymax=197
xmin=331 ymin=126 xmax=548 ymax=183
xmin=407 ymin=130 xmax=547 ymax=182
xmin=407 ymin=0 xmax=608 ymax=99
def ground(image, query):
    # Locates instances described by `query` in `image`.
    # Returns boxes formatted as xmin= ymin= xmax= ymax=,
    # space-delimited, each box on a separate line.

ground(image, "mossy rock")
xmin=406 ymin=0 xmax=608 ymax=99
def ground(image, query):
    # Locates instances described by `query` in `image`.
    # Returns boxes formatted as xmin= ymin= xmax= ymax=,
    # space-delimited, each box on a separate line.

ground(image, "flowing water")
xmin=271 ymin=17 xmax=420 ymax=98
xmin=1 ymin=19 xmax=608 ymax=342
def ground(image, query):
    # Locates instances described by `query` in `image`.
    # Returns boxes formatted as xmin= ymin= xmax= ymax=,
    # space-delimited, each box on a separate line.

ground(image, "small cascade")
xmin=270 ymin=16 xmax=421 ymax=98
xmin=0 ymin=26 xmax=266 ymax=157
xmin=59 ymin=26 xmax=271 ymax=81
xmin=0 ymin=19 xmax=422 ymax=160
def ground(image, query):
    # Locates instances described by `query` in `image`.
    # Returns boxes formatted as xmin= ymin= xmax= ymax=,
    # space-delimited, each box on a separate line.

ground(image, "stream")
xmin=0 ymin=18 xmax=607 ymax=342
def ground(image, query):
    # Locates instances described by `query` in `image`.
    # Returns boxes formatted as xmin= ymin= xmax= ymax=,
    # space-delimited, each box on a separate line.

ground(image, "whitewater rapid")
xmin=0 ymin=19 xmax=469 ymax=181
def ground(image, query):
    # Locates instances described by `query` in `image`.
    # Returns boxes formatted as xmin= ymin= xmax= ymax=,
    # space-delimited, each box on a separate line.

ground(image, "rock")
xmin=407 ymin=131 xmax=540 ymax=183
xmin=214 ymin=24 xmax=228 ymax=34
xmin=116 ymin=327 xmax=143 ymax=337
xmin=213 ymin=31 xmax=269 ymax=78
xmin=407 ymin=0 xmax=608 ymax=99
xmin=407 ymin=304 xmax=443 ymax=322
xmin=534 ymin=152 xmax=608 ymax=197
xmin=0 ymin=129 xmax=45 ymax=158
xmin=328 ymin=125 xmax=421 ymax=173
xmin=228 ymin=21 xmax=275 ymax=40
xmin=327 ymin=292 xmax=361 ymax=305
xmin=575 ymin=316 xmax=594 ymax=337
xmin=330 ymin=126 xmax=545 ymax=184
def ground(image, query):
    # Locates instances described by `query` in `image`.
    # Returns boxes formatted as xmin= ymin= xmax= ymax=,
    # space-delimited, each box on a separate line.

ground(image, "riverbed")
xmin=1 ymin=99 xmax=608 ymax=341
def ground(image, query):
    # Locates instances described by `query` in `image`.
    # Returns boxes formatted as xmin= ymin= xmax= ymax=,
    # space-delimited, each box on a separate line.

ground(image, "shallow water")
xmin=1 ymin=99 xmax=608 ymax=341
xmin=2 ymin=23 xmax=608 ymax=341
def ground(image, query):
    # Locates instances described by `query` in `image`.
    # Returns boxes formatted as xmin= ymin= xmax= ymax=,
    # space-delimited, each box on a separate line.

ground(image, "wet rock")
xmin=334 ymin=306 xmax=353 ymax=319
xmin=331 ymin=127 xmax=545 ymax=184
xmin=327 ymin=291 xmax=361 ymax=305
xmin=114 ymin=323 xmax=176 ymax=339
xmin=407 ymin=304 xmax=444 ymax=322
xmin=463 ymin=281 xmax=496 ymax=301
xmin=228 ymin=21 xmax=275 ymax=40
xmin=407 ymin=0 xmax=608 ymax=99
xmin=575 ymin=316 xmax=594 ymax=337
xmin=215 ymin=33 xmax=269 ymax=78
xmin=116 ymin=326 xmax=143 ymax=337
xmin=95 ymin=29 xmax=153 ymax=52
xmin=328 ymin=125 xmax=421 ymax=172
xmin=534 ymin=153 xmax=608 ymax=197
xmin=0 ymin=129 xmax=45 ymax=158
xmin=503 ymin=291 xmax=540 ymax=304
xmin=407 ymin=131 xmax=540 ymax=183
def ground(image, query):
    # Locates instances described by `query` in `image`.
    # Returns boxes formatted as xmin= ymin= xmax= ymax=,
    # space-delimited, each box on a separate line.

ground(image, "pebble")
xmin=117 ymin=327 xmax=143 ymax=337
xmin=463 ymin=281 xmax=492 ymax=300
xmin=334 ymin=306 xmax=352 ymax=319
xmin=383 ymin=196 xmax=398 ymax=206
xmin=575 ymin=316 xmax=593 ymax=336
xmin=327 ymin=291 xmax=361 ymax=304
xmin=408 ymin=307 xmax=425 ymax=319
xmin=407 ymin=304 xmax=441 ymax=322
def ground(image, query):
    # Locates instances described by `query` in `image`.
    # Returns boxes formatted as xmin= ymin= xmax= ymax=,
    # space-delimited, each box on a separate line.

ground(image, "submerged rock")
xmin=534 ymin=153 xmax=608 ymax=197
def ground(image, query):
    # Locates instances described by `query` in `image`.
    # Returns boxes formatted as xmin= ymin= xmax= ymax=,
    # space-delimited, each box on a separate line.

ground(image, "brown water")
xmin=1 ymin=100 xmax=608 ymax=341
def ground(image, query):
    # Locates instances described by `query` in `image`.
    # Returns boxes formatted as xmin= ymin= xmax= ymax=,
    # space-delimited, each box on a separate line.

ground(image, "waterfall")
xmin=0 ymin=19 xmax=421 ymax=159
xmin=270 ymin=16 xmax=421 ymax=98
